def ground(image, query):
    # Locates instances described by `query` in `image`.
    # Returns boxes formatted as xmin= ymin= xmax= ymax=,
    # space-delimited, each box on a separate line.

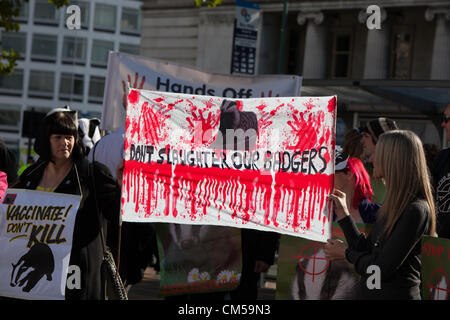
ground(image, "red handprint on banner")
xmin=186 ymin=102 xmax=220 ymax=147
xmin=256 ymin=102 xmax=284 ymax=133
xmin=123 ymin=72 xmax=146 ymax=109
xmin=287 ymin=112 xmax=323 ymax=151
xmin=141 ymin=99 xmax=172 ymax=145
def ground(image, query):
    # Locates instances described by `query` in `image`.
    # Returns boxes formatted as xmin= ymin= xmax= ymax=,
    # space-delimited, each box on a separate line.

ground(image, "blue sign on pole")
xmin=231 ymin=1 xmax=260 ymax=75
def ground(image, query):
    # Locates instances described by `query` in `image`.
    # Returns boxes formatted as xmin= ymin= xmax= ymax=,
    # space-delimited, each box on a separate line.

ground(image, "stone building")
xmin=0 ymin=0 xmax=142 ymax=164
xmin=140 ymin=0 xmax=450 ymax=147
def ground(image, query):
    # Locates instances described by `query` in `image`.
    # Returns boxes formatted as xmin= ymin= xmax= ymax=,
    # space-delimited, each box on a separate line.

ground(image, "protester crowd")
xmin=0 ymin=103 xmax=449 ymax=300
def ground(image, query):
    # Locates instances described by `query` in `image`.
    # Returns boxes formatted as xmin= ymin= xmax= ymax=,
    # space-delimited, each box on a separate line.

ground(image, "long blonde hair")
xmin=375 ymin=130 xmax=436 ymax=237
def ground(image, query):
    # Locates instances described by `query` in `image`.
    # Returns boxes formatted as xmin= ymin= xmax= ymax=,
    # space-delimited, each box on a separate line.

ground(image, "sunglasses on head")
xmin=443 ymin=115 xmax=450 ymax=124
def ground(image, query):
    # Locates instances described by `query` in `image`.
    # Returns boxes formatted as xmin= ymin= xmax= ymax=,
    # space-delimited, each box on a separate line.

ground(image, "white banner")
xmin=121 ymin=90 xmax=336 ymax=242
xmin=0 ymin=189 xmax=80 ymax=300
xmin=101 ymin=52 xmax=302 ymax=131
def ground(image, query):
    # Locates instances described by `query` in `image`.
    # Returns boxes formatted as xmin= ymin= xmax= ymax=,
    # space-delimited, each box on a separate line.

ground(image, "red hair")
xmin=346 ymin=157 xmax=373 ymax=209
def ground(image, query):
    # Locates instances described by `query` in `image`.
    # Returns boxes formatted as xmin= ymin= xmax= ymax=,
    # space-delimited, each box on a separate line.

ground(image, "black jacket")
xmin=339 ymin=200 xmax=431 ymax=300
xmin=15 ymin=158 xmax=120 ymax=300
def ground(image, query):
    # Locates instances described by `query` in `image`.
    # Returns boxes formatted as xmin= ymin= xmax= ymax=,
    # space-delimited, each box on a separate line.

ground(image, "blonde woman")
xmin=325 ymin=130 xmax=436 ymax=299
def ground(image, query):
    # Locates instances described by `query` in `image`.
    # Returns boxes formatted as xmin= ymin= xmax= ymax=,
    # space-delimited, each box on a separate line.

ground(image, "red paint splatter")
xmin=327 ymin=97 xmax=336 ymax=113
xmin=236 ymin=100 xmax=243 ymax=111
xmin=128 ymin=90 xmax=140 ymax=105
xmin=185 ymin=100 xmax=220 ymax=147
xmin=122 ymin=160 xmax=332 ymax=234
xmin=286 ymin=112 xmax=319 ymax=150
xmin=140 ymin=100 xmax=173 ymax=145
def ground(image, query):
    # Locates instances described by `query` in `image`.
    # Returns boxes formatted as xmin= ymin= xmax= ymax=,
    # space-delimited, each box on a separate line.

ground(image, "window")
xmin=31 ymin=33 xmax=57 ymax=62
xmin=94 ymin=4 xmax=116 ymax=32
xmin=68 ymin=1 xmax=89 ymax=29
xmin=331 ymin=32 xmax=353 ymax=78
xmin=62 ymin=37 xmax=87 ymax=64
xmin=28 ymin=70 xmax=54 ymax=98
xmin=119 ymin=43 xmax=140 ymax=55
xmin=1 ymin=32 xmax=27 ymax=59
xmin=59 ymin=73 xmax=84 ymax=101
xmin=14 ymin=0 xmax=29 ymax=22
xmin=34 ymin=0 xmax=60 ymax=25
xmin=0 ymin=104 xmax=21 ymax=132
xmin=121 ymin=8 xmax=141 ymax=35
xmin=88 ymin=76 xmax=105 ymax=103
xmin=91 ymin=40 xmax=114 ymax=67
xmin=390 ymin=26 xmax=414 ymax=79
xmin=0 ymin=69 xmax=24 ymax=96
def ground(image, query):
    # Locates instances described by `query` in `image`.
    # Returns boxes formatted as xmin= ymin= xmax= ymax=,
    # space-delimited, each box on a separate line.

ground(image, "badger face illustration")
xmin=10 ymin=242 xmax=55 ymax=292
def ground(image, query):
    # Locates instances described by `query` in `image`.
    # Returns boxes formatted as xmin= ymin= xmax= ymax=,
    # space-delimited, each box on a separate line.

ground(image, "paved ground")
xmin=127 ymin=267 xmax=277 ymax=300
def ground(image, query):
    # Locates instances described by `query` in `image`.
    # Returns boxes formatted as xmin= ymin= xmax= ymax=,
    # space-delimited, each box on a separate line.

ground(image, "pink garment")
xmin=0 ymin=171 xmax=7 ymax=200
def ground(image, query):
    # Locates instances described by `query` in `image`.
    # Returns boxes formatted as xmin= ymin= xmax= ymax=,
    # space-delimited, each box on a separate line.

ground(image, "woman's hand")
xmin=329 ymin=189 xmax=350 ymax=220
xmin=324 ymin=239 xmax=347 ymax=261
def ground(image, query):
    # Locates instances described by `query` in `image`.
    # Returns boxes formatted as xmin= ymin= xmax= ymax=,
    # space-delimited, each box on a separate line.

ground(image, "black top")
xmin=15 ymin=158 xmax=120 ymax=300
xmin=338 ymin=200 xmax=431 ymax=300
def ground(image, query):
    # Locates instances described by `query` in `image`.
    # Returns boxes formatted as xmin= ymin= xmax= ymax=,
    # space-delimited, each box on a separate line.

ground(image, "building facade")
xmin=140 ymin=0 xmax=450 ymax=147
xmin=0 ymin=0 xmax=142 ymax=165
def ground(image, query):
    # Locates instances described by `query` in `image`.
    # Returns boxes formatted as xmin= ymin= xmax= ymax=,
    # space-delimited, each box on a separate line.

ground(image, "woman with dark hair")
xmin=15 ymin=107 xmax=121 ymax=300
xmin=326 ymin=130 xmax=436 ymax=299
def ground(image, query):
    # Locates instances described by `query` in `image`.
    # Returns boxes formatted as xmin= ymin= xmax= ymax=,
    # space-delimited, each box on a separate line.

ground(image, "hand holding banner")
xmin=121 ymin=89 xmax=337 ymax=243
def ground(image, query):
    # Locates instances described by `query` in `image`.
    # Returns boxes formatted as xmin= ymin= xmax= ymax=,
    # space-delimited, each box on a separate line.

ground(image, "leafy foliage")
xmin=0 ymin=0 xmax=69 ymax=75
xmin=195 ymin=0 xmax=223 ymax=8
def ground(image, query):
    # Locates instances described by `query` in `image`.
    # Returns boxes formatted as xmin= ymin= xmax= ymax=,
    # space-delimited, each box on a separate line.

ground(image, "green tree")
xmin=1 ymin=0 xmax=221 ymax=75
xmin=195 ymin=0 xmax=223 ymax=8
xmin=0 ymin=0 xmax=69 ymax=75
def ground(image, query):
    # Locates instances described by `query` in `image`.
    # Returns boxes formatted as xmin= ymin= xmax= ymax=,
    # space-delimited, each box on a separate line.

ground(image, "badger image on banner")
xmin=121 ymin=89 xmax=336 ymax=242
xmin=155 ymin=223 xmax=242 ymax=296
xmin=276 ymin=223 xmax=372 ymax=300
xmin=421 ymin=236 xmax=450 ymax=300
xmin=101 ymin=52 xmax=302 ymax=131
xmin=0 ymin=189 xmax=80 ymax=300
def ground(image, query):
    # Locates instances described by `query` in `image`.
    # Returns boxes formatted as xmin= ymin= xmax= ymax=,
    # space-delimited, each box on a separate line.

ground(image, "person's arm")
xmin=344 ymin=202 xmax=429 ymax=279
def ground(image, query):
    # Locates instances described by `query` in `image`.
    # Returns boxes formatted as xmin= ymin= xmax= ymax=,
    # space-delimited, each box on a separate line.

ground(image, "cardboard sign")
xmin=0 ymin=189 xmax=80 ymax=300
xmin=121 ymin=90 xmax=337 ymax=242
xmin=421 ymin=235 xmax=450 ymax=300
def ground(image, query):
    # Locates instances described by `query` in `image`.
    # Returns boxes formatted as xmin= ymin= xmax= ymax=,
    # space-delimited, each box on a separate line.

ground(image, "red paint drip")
xmin=122 ymin=160 xmax=332 ymax=233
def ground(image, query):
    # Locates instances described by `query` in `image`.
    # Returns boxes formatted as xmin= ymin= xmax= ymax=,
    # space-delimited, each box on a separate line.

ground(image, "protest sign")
xmin=155 ymin=224 xmax=242 ymax=296
xmin=121 ymin=89 xmax=337 ymax=242
xmin=0 ymin=189 xmax=80 ymax=300
xmin=101 ymin=52 xmax=302 ymax=131
xmin=421 ymin=235 xmax=450 ymax=300
xmin=276 ymin=222 xmax=372 ymax=300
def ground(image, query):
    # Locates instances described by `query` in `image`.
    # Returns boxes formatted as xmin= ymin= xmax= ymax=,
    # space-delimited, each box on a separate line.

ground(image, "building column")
xmin=426 ymin=8 xmax=450 ymax=80
xmin=297 ymin=11 xmax=326 ymax=79
xmin=359 ymin=9 xmax=390 ymax=79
